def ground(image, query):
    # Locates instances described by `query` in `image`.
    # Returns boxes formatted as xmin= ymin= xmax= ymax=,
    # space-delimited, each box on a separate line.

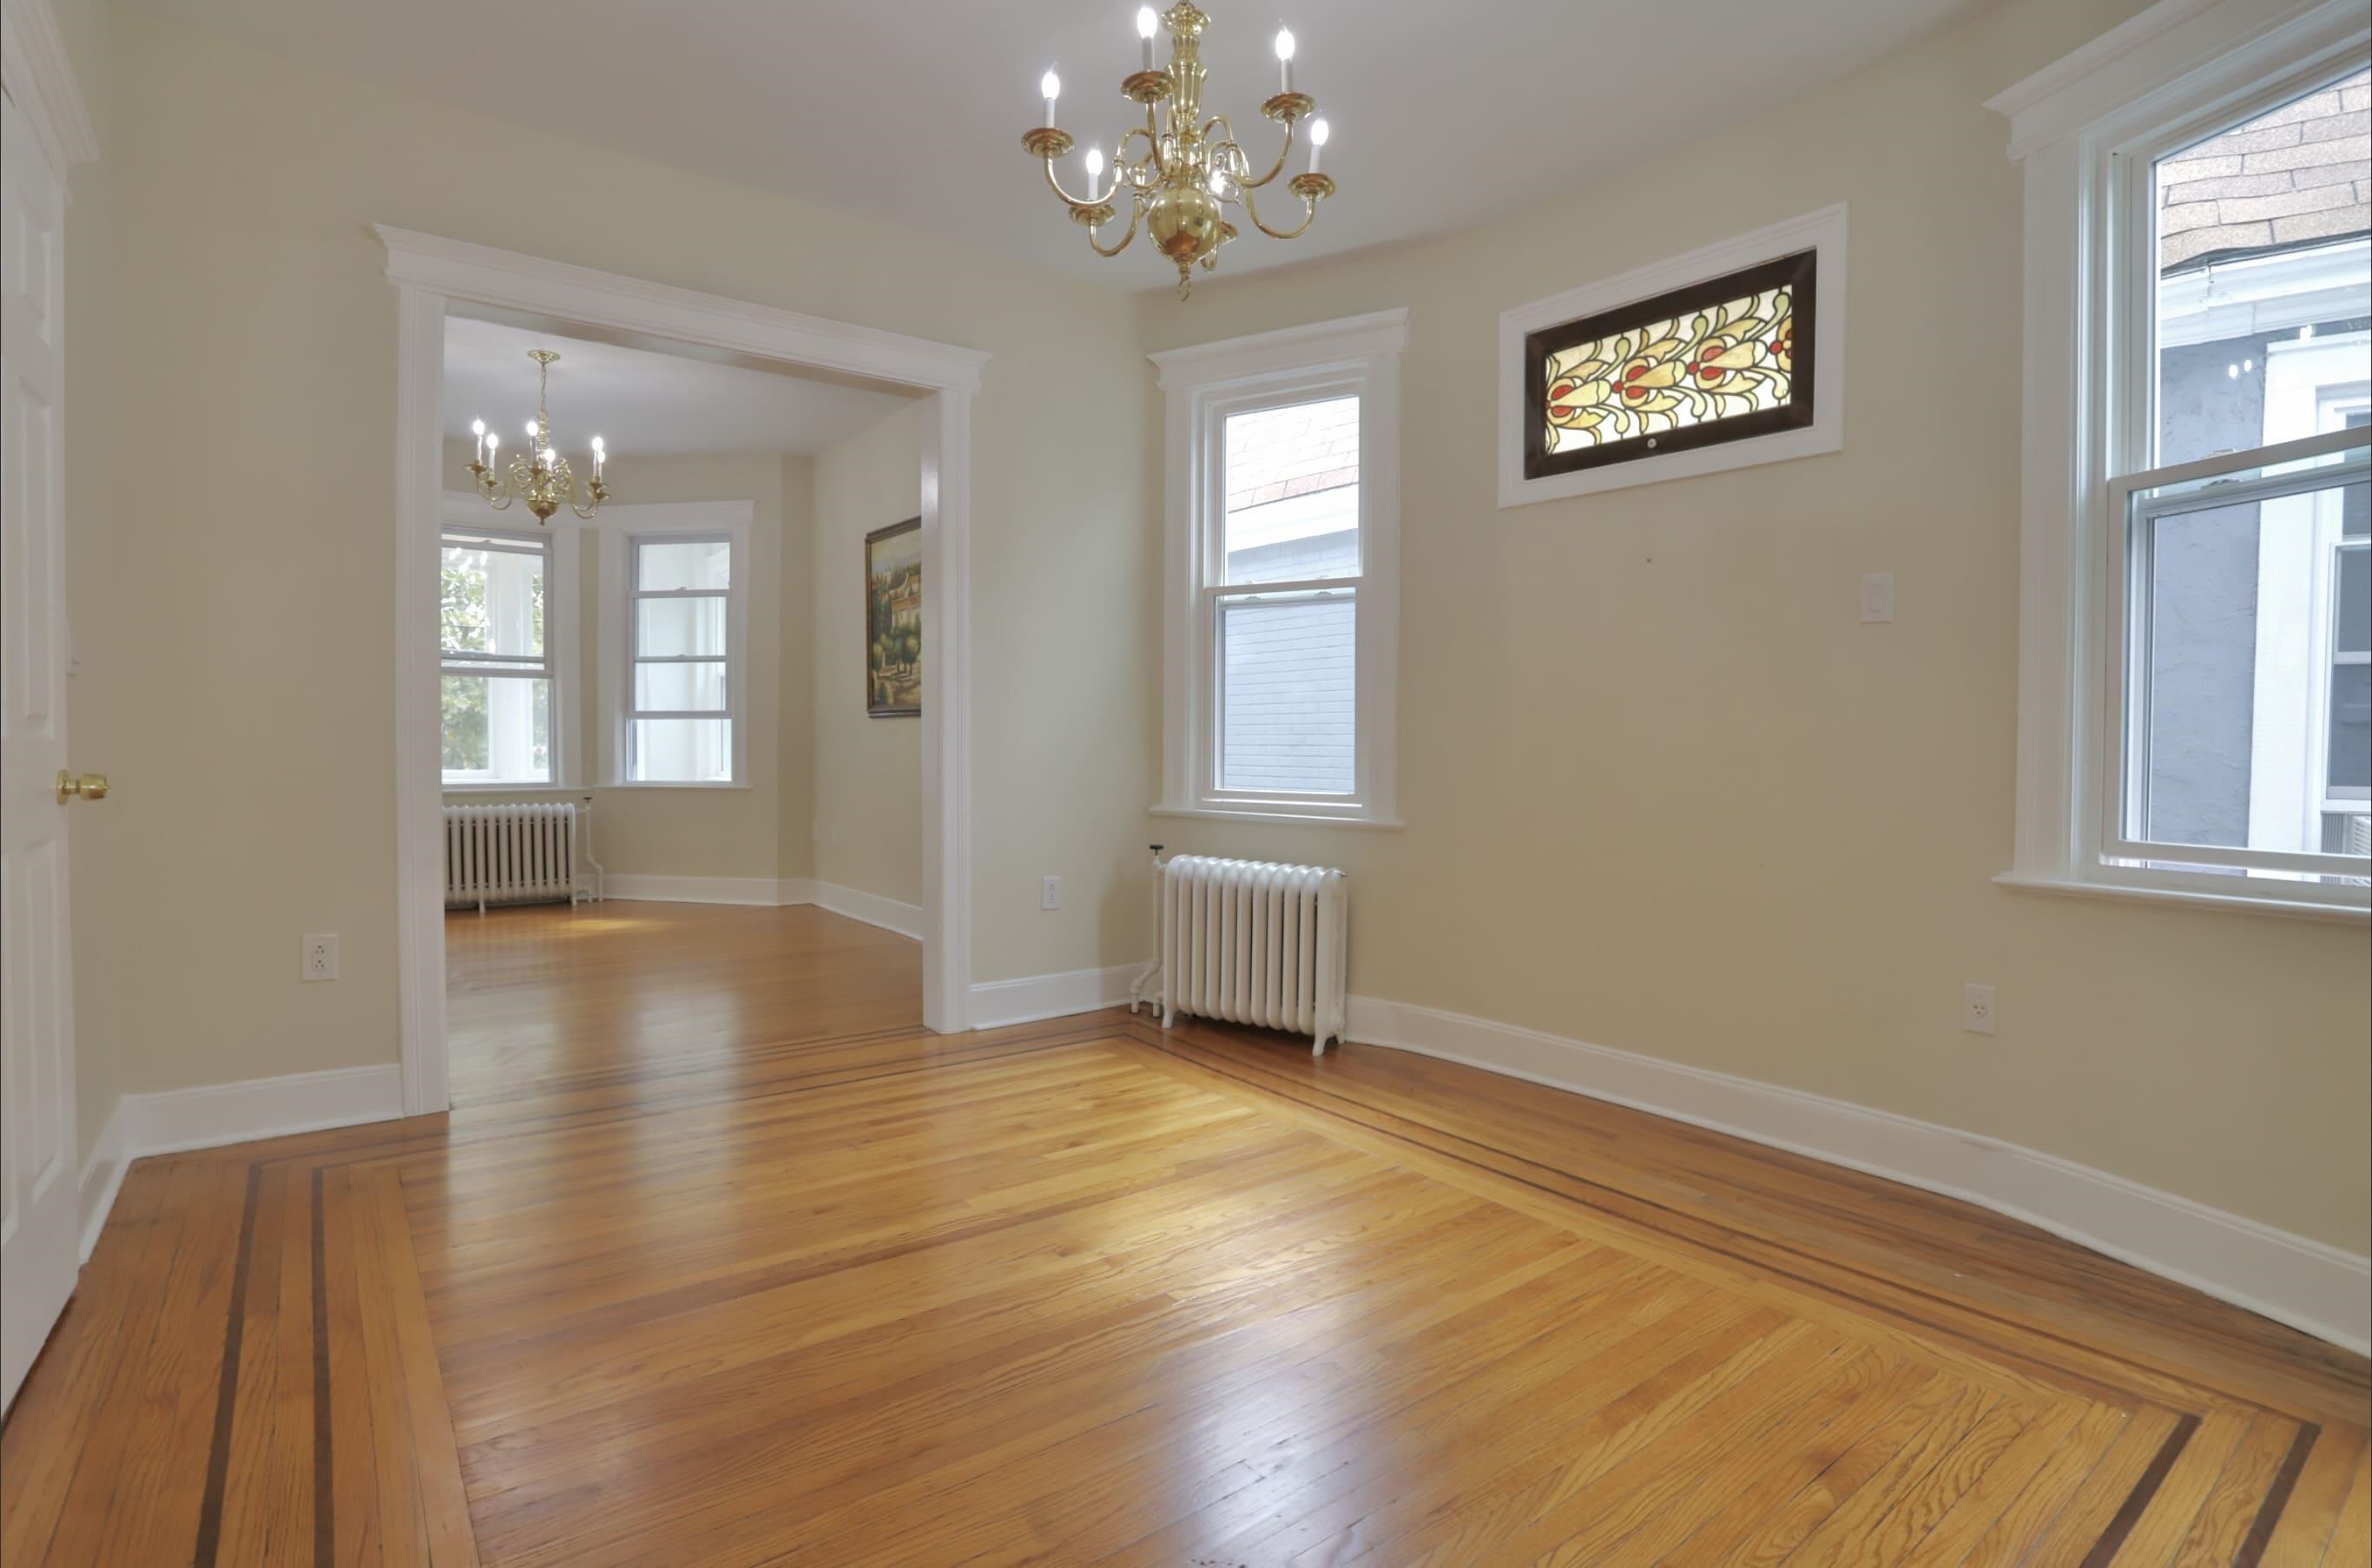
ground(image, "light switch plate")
xmin=1861 ymin=573 xmax=1895 ymax=623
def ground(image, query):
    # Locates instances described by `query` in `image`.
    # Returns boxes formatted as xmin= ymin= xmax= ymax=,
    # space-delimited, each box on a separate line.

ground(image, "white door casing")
xmin=0 ymin=82 xmax=82 ymax=1413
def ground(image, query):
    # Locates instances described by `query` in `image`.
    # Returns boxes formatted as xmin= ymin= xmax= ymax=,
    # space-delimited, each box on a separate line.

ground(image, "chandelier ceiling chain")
xmin=466 ymin=349 xmax=611 ymax=524
xmin=1024 ymin=3 xmax=1334 ymax=299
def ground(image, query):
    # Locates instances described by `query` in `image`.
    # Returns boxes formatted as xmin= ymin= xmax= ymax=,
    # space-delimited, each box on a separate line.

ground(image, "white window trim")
xmin=1496 ymin=204 xmax=1848 ymax=509
xmin=592 ymin=500 xmax=754 ymax=789
xmin=1988 ymin=0 xmax=2371 ymax=920
xmin=438 ymin=492 xmax=580 ymax=790
xmin=1150 ymin=309 xmax=1407 ymax=827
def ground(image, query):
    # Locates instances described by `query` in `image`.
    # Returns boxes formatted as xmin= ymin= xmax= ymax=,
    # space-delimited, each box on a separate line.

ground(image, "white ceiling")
xmin=151 ymin=0 xmax=1988 ymax=290
xmin=443 ymin=316 xmax=913 ymax=456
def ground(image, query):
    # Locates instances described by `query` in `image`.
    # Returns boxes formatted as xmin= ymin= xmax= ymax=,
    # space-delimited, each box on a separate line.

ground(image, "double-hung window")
xmin=627 ymin=534 xmax=735 ymax=783
xmin=1150 ymin=310 xmax=1407 ymax=825
xmin=440 ymin=525 xmax=557 ymax=787
xmin=1994 ymin=1 xmax=2369 ymax=914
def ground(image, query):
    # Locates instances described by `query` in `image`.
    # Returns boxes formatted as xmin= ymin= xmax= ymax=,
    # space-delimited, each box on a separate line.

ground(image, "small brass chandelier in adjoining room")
xmin=1024 ymin=3 xmax=1335 ymax=298
xmin=466 ymin=349 xmax=611 ymax=524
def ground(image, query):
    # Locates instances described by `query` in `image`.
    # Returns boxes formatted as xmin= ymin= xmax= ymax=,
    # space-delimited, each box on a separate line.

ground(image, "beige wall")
xmin=1131 ymin=0 xmax=2371 ymax=1254
xmin=59 ymin=4 xmax=1156 ymax=1140
xmin=810 ymin=405 xmax=925 ymax=906
xmin=436 ymin=444 xmax=808 ymax=883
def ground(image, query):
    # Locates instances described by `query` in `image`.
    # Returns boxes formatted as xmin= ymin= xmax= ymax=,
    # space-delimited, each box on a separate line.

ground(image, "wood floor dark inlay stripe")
xmin=190 ymin=1163 xmax=260 ymax=1568
xmin=311 ymin=1167 xmax=333 ymax=1568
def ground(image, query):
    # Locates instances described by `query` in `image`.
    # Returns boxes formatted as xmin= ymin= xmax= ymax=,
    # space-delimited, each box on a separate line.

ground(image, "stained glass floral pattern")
xmin=1542 ymin=284 xmax=1795 ymax=453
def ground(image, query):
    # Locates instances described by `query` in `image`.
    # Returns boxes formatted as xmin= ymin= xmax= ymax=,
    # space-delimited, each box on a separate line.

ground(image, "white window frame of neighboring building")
xmin=1149 ymin=309 xmax=1407 ymax=827
xmin=2250 ymin=356 xmax=2369 ymax=852
xmin=438 ymin=493 xmax=580 ymax=791
xmin=1989 ymin=0 xmax=2370 ymax=919
xmin=593 ymin=500 xmax=754 ymax=789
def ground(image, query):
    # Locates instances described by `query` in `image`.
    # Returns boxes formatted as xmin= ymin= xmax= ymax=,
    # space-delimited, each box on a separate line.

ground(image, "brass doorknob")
xmin=56 ymin=771 xmax=109 ymax=803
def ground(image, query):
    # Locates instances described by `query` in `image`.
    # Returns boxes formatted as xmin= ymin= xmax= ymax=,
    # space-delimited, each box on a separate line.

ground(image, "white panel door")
xmin=0 ymin=86 xmax=82 ymax=1413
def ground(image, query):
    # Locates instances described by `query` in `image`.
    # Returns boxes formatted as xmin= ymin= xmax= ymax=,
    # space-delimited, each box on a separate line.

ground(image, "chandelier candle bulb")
xmin=1275 ymin=26 xmax=1293 ymax=94
xmin=1085 ymin=145 xmax=1105 ymax=200
xmin=1138 ymin=8 xmax=1157 ymax=69
xmin=1309 ymin=115 xmax=1328 ymax=175
xmin=1042 ymin=69 xmax=1060 ymax=128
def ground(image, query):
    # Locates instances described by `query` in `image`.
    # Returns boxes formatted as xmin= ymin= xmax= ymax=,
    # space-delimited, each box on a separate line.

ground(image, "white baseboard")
xmin=970 ymin=963 xmax=1141 ymax=1029
xmin=73 ymin=1063 xmax=410 ymax=1262
xmin=1345 ymin=996 xmax=2371 ymax=1358
xmin=76 ymin=1099 xmax=128 ymax=1262
xmin=124 ymin=1062 xmax=408 ymax=1159
xmin=812 ymin=881 xmax=923 ymax=941
xmin=593 ymin=875 xmax=922 ymax=943
xmin=602 ymin=873 xmax=812 ymax=906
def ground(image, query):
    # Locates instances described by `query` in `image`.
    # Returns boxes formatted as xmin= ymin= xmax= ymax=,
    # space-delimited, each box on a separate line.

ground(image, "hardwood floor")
xmin=4 ymin=901 xmax=2366 ymax=1565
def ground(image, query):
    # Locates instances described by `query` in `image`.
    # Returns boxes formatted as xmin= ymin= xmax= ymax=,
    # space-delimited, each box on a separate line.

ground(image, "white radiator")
xmin=443 ymin=801 xmax=602 ymax=911
xmin=1133 ymin=852 xmax=1347 ymax=1055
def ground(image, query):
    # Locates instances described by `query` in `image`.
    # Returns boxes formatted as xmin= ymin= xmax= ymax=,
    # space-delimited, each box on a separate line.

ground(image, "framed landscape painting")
xmin=865 ymin=517 xmax=921 ymax=717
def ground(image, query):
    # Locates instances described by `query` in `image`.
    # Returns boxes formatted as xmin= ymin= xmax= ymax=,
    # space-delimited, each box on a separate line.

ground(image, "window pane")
xmin=633 ymin=718 xmax=732 ymax=783
xmin=440 ymin=536 xmax=545 ymax=660
xmin=635 ymin=660 xmax=727 ymax=713
xmin=635 ymin=596 xmax=726 ymax=658
xmin=636 ymin=538 xmax=731 ymax=591
xmin=1218 ymin=593 xmax=1354 ymax=794
xmin=2128 ymin=458 xmax=2369 ymax=851
xmin=2331 ymin=664 xmax=2370 ymax=792
xmin=2340 ymin=542 xmax=2369 ymax=655
xmin=440 ymin=674 xmax=550 ymax=783
xmin=2348 ymin=413 xmax=2370 ymax=537
xmin=2152 ymin=69 xmax=2370 ymax=467
xmin=1540 ymin=278 xmax=1800 ymax=458
xmin=1223 ymin=397 xmax=1361 ymax=584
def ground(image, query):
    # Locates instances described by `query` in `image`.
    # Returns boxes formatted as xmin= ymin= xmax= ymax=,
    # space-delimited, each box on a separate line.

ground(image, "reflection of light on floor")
xmin=545 ymin=915 xmax=663 ymax=935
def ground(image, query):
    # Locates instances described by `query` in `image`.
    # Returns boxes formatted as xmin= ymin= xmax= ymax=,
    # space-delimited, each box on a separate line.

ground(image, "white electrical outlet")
xmin=1962 ymin=982 xmax=1996 ymax=1036
xmin=1860 ymin=572 xmax=1896 ymax=623
xmin=302 ymin=933 xmax=340 ymax=983
xmin=1041 ymin=876 xmax=1063 ymax=911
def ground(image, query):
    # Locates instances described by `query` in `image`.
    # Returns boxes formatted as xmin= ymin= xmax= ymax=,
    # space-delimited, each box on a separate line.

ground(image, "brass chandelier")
xmin=1024 ymin=3 xmax=1334 ymax=298
xmin=466 ymin=350 xmax=611 ymax=524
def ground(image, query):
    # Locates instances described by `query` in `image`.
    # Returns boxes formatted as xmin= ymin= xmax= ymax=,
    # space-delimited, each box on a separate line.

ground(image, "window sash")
xmin=2104 ymin=425 xmax=2372 ymax=880
xmin=440 ymin=528 xmax=552 ymax=675
xmin=1191 ymin=380 xmax=1374 ymax=813
xmin=626 ymin=533 xmax=736 ymax=781
xmin=2108 ymin=55 xmax=2372 ymax=485
xmin=1207 ymin=581 xmax=1361 ymax=800
xmin=441 ymin=524 xmax=558 ymax=787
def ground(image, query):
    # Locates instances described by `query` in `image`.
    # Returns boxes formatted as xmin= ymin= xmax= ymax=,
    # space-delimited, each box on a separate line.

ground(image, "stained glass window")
xmin=1524 ymin=250 xmax=1817 ymax=478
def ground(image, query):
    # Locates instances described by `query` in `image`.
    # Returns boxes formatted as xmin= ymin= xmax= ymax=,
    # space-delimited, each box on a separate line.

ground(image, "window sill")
xmin=1993 ymin=872 xmax=2368 ymax=924
xmin=442 ymin=783 xmax=578 ymax=794
xmin=1151 ymin=804 xmax=1404 ymax=830
xmin=598 ymin=781 xmax=753 ymax=792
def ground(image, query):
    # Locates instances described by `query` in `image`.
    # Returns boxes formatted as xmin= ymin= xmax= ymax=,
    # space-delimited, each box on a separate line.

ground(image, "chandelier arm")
xmin=1241 ymin=180 xmax=1319 ymax=241
xmin=1038 ymin=155 xmax=1108 ymax=214
xmin=1119 ymin=126 xmax=1159 ymax=175
xmin=486 ymin=492 xmax=516 ymax=511
xmin=1240 ymin=115 xmax=1299 ymax=190
xmin=1086 ymin=202 xmax=1143 ymax=258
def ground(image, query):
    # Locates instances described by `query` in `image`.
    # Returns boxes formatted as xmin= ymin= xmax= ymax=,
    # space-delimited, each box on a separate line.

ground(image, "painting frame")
xmin=864 ymin=516 xmax=922 ymax=718
xmin=1522 ymin=247 xmax=1818 ymax=483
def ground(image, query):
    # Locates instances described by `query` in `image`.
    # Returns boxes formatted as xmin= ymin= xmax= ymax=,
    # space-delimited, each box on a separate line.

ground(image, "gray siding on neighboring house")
xmin=1219 ymin=527 xmax=1359 ymax=793
xmin=2145 ymin=313 xmax=2368 ymax=845
xmin=2145 ymin=337 xmax=2276 ymax=846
